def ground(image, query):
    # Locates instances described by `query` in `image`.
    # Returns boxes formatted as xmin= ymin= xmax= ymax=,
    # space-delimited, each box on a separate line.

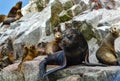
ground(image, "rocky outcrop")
xmin=1 ymin=0 xmax=120 ymax=81
xmin=0 ymin=56 xmax=120 ymax=81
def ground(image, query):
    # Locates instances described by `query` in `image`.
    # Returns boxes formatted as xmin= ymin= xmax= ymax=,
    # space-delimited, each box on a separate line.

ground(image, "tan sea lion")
xmin=18 ymin=45 xmax=39 ymax=71
xmin=37 ymin=26 xmax=62 ymax=55
xmin=96 ymin=26 xmax=119 ymax=65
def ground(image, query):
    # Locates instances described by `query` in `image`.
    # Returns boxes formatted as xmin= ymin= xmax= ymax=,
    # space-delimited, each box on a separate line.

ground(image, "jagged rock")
xmin=50 ymin=0 xmax=63 ymax=28
xmin=0 ymin=56 xmax=45 ymax=81
xmin=59 ymin=0 xmax=74 ymax=10
xmin=57 ymin=75 xmax=80 ymax=81
xmin=22 ymin=0 xmax=39 ymax=15
xmin=70 ymin=4 xmax=83 ymax=16
xmin=36 ymin=0 xmax=49 ymax=12
xmin=1 ymin=0 xmax=120 ymax=81
xmin=88 ymin=38 xmax=99 ymax=63
xmin=79 ymin=0 xmax=90 ymax=11
xmin=0 ymin=56 xmax=120 ymax=81
xmin=59 ymin=10 xmax=73 ymax=22
xmin=47 ymin=65 xmax=120 ymax=81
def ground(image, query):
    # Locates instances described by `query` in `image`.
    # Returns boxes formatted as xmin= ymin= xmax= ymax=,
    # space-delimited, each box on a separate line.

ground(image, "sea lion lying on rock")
xmin=39 ymin=28 xmax=89 ymax=79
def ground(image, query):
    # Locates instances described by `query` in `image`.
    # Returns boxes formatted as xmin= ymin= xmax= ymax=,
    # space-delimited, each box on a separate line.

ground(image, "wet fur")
xmin=39 ymin=28 xmax=89 ymax=79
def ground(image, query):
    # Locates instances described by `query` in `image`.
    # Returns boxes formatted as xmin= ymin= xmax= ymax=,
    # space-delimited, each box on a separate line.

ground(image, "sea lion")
xmin=21 ymin=45 xmax=38 ymax=62
xmin=18 ymin=45 xmax=39 ymax=71
xmin=39 ymin=28 xmax=89 ymax=79
xmin=15 ymin=10 xmax=23 ymax=20
xmin=1 ymin=1 xmax=23 ymax=27
xmin=8 ymin=1 xmax=22 ymax=17
xmin=0 ymin=38 xmax=14 ymax=69
xmin=1 ymin=17 xmax=16 ymax=27
xmin=37 ymin=26 xmax=62 ymax=55
xmin=0 ymin=15 xmax=7 ymax=23
xmin=46 ymin=26 xmax=62 ymax=54
xmin=96 ymin=26 xmax=119 ymax=65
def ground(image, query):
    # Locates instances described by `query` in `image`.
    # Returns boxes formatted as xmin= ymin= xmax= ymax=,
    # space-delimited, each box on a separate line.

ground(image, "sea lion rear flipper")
xmin=44 ymin=52 xmax=67 ymax=77
xmin=39 ymin=51 xmax=67 ymax=79
xmin=39 ymin=59 xmax=47 ymax=79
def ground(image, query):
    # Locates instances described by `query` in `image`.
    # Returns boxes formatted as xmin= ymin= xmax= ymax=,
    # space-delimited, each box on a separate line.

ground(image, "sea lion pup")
xmin=7 ymin=1 xmax=22 ymax=17
xmin=39 ymin=28 xmax=89 ymax=79
xmin=96 ymin=26 xmax=119 ymax=65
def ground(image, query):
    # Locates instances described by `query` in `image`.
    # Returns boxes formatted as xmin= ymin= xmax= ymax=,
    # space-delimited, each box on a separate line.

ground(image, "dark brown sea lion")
xmin=39 ymin=28 xmax=89 ymax=79
xmin=1 ymin=1 xmax=23 ymax=27
xmin=96 ymin=26 xmax=119 ymax=65
xmin=7 ymin=1 xmax=22 ymax=17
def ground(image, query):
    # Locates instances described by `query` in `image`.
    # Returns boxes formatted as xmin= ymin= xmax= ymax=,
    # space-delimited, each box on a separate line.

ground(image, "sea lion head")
xmin=54 ymin=32 xmax=62 ymax=40
xmin=109 ymin=26 xmax=120 ymax=38
xmin=15 ymin=1 xmax=22 ymax=9
xmin=62 ymin=29 xmax=80 ymax=49
xmin=53 ymin=25 xmax=62 ymax=40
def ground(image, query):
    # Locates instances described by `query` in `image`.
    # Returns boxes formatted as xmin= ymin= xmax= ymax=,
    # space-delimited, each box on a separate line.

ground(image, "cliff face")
xmin=1 ymin=0 xmax=120 ymax=81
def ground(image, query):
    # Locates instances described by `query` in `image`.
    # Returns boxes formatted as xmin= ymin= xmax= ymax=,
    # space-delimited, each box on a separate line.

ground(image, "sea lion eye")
xmin=72 ymin=34 xmax=76 ymax=37
xmin=67 ymin=34 xmax=73 ymax=38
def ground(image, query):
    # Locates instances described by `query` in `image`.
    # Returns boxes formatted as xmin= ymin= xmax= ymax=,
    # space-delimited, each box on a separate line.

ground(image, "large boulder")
xmin=0 ymin=56 xmax=120 ymax=81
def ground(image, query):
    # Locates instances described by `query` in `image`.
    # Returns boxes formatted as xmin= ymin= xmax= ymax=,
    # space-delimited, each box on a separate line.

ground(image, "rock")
xmin=70 ymin=4 xmax=83 ymax=16
xmin=57 ymin=75 xmax=80 ymax=81
xmin=88 ymin=38 xmax=99 ymax=63
xmin=60 ymin=0 xmax=74 ymax=10
xmin=22 ymin=0 xmax=39 ymax=15
xmin=1 ymin=56 xmax=120 ymax=81
xmin=50 ymin=0 xmax=63 ymax=27
xmin=1 ymin=0 xmax=120 ymax=81
xmin=0 ymin=56 xmax=46 ymax=81
xmin=59 ymin=10 xmax=73 ymax=22
xmin=36 ymin=0 xmax=49 ymax=12
xmin=48 ymin=65 xmax=120 ymax=81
